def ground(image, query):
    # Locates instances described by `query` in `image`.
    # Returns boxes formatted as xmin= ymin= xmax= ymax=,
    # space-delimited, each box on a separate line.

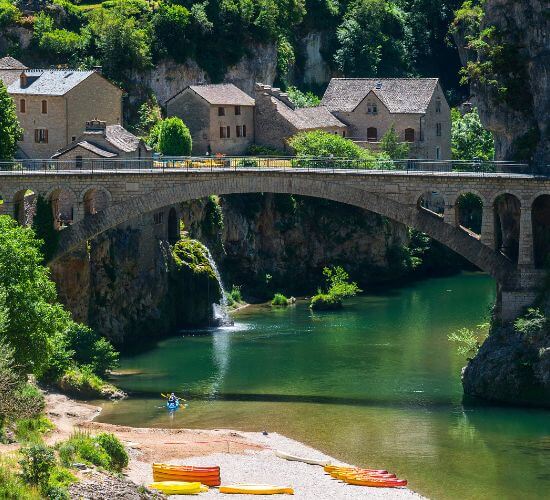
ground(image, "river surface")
xmin=96 ymin=273 xmax=550 ymax=499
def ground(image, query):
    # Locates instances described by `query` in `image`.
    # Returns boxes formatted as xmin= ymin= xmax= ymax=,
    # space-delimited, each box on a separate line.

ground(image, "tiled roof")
xmin=52 ymin=141 xmax=118 ymax=159
xmin=105 ymin=125 xmax=144 ymax=153
xmin=0 ymin=56 xmax=27 ymax=69
xmin=0 ymin=70 xmax=22 ymax=87
xmin=187 ymin=84 xmax=255 ymax=106
xmin=321 ymin=78 xmax=439 ymax=114
xmin=7 ymin=69 xmax=96 ymax=95
xmin=270 ymin=96 xmax=346 ymax=130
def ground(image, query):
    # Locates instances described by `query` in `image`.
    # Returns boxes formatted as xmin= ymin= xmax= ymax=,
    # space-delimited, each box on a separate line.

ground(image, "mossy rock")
xmin=310 ymin=294 xmax=343 ymax=311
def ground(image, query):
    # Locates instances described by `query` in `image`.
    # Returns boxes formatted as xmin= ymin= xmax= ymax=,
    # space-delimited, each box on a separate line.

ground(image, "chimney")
xmin=85 ymin=119 xmax=107 ymax=134
xmin=20 ymin=72 xmax=27 ymax=88
xmin=92 ymin=66 xmax=102 ymax=74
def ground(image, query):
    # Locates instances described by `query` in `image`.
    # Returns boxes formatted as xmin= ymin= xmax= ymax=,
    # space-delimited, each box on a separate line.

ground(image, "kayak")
xmin=324 ymin=465 xmax=389 ymax=475
xmin=153 ymin=464 xmax=221 ymax=486
xmin=331 ymin=471 xmax=397 ymax=480
xmin=148 ymin=481 xmax=208 ymax=494
xmin=219 ymin=484 xmax=294 ymax=495
xmin=274 ymin=450 xmax=329 ymax=466
xmin=344 ymin=477 xmax=408 ymax=488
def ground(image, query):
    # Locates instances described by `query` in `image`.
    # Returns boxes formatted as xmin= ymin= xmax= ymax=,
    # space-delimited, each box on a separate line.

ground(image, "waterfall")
xmin=203 ymin=247 xmax=233 ymax=326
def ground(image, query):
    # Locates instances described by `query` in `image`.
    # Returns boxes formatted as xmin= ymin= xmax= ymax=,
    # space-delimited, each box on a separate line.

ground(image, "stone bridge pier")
xmin=1 ymin=167 xmax=548 ymax=321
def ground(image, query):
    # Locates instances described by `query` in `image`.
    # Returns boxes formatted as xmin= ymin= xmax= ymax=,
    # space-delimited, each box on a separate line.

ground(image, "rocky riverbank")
xmin=40 ymin=393 xmax=422 ymax=499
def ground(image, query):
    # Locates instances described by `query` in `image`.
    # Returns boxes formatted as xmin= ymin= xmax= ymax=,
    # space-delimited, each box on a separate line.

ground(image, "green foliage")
xmin=0 ymin=216 xmax=72 ymax=376
xmin=172 ymin=238 xmax=217 ymax=282
xmin=87 ymin=7 xmax=152 ymax=80
xmin=451 ymin=107 xmax=494 ymax=160
xmin=58 ymin=430 xmax=127 ymax=472
xmin=286 ymin=86 xmax=321 ymax=108
xmin=157 ymin=117 xmax=192 ymax=156
xmin=32 ymin=195 xmax=60 ymax=263
xmin=38 ymin=29 xmax=84 ymax=60
xmin=310 ymin=266 xmax=361 ymax=310
xmin=0 ymin=80 xmax=22 ymax=160
xmin=65 ymin=323 xmax=118 ymax=377
xmin=271 ymin=293 xmax=289 ymax=306
xmin=136 ymin=95 xmax=162 ymax=137
xmin=514 ymin=308 xmax=548 ymax=339
xmin=276 ymin=36 xmax=295 ymax=85
xmin=0 ymin=457 xmax=42 ymax=500
xmin=57 ymin=365 xmax=117 ymax=398
xmin=289 ymin=130 xmax=378 ymax=163
xmin=227 ymin=285 xmax=243 ymax=306
xmin=379 ymin=124 xmax=409 ymax=160
xmin=0 ymin=0 xmax=20 ymax=28
xmin=203 ymin=195 xmax=224 ymax=236
xmin=334 ymin=0 xmax=409 ymax=77
xmin=19 ymin=444 xmax=56 ymax=487
xmin=448 ymin=322 xmax=488 ymax=358
xmin=15 ymin=416 xmax=54 ymax=444
xmin=152 ymin=3 xmax=191 ymax=62
xmin=456 ymin=192 xmax=482 ymax=233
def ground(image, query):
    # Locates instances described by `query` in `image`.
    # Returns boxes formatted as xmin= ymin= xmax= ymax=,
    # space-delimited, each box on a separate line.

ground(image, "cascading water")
xmin=203 ymin=247 xmax=233 ymax=326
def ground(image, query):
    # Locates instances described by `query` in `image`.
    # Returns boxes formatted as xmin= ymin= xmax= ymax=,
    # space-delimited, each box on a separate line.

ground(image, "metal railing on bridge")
xmin=0 ymin=156 xmax=546 ymax=177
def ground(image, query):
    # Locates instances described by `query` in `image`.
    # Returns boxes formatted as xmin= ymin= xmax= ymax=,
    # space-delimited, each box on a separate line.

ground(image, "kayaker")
xmin=168 ymin=393 xmax=178 ymax=404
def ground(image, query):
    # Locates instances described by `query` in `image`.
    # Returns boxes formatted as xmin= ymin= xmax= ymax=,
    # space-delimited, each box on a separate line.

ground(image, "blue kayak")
xmin=166 ymin=400 xmax=180 ymax=411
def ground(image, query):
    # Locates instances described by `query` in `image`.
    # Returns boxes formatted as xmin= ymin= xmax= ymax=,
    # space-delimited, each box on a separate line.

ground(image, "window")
xmin=71 ymin=136 xmax=76 ymax=142
xmin=367 ymin=127 xmax=378 ymax=141
xmin=153 ymin=212 xmax=164 ymax=225
xmin=41 ymin=100 xmax=47 ymax=114
xmin=404 ymin=128 xmax=415 ymax=142
xmin=19 ymin=99 xmax=26 ymax=113
xmin=235 ymin=106 xmax=241 ymax=115
xmin=366 ymin=101 xmax=377 ymax=114
xmin=220 ymin=126 xmax=231 ymax=139
xmin=75 ymin=156 xmax=83 ymax=169
xmin=342 ymin=130 xmax=346 ymax=138
xmin=435 ymin=146 xmax=441 ymax=160
xmin=218 ymin=107 xmax=225 ymax=116
xmin=236 ymin=125 xmax=242 ymax=137
xmin=435 ymin=99 xmax=441 ymax=113
xmin=436 ymin=122 xmax=442 ymax=137
xmin=34 ymin=129 xmax=48 ymax=143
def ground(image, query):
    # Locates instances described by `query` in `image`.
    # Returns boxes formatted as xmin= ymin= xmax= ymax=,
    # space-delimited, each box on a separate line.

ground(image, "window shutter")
xmin=243 ymin=125 xmax=246 ymax=137
xmin=227 ymin=126 xmax=230 ymax=138
xmin=34 ymin=129 xmax=38 ymax=142
xmin=44 ymin=129 xmax=48 ymax=143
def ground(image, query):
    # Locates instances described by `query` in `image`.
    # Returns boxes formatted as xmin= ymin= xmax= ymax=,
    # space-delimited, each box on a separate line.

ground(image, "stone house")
xmin=166 ymin=84 xmax=255 ymax=155
xmin=0 ymin=57 xmax=123 ymax=159
xmin=52 ymin=119 xmax=151 ymax=166
xmin=321 ymin=78 xmax=451 ymax=160
xmin=254 ymin=83 xmax=347 ymax=153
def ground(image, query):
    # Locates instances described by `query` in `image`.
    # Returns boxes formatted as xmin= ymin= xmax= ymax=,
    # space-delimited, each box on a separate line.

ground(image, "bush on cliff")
xmin=0 ymin=80 xmax=23 ymax=160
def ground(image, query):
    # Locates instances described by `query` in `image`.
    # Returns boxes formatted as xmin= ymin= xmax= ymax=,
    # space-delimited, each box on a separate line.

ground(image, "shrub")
xmin=58 ymin=431 xmax=127 ymax=472
xmin=95 ymin=433 xmax=128 ymax=471
xmin=19 ymin=444 xmax=56 ymax=487
xmin=157 ymin=117 xmax=192 ymax=156
xmin=57 ymin=366 xmax=117 ymax=399
xmin=0 ymin=457 xmax=41 ymax=500
xmin=448 ymin=323 xmax=489 ymax=358
xmin=0 ymin=0 xmax=20 ymax=28
xmin=65 ymin=323 xmax=118 ymax=377
xmin=288 ymin=130 xmax=378 ymax=166
xmin=514 ymin=308 xmax=548 ymax=339
xmin=271 ymin=293 xmax=289 ymax=306
xmin=246 ymin=144 xmax=285 ymax=156
xmin=238 ymin=158 xmax=258 ymax=167
xmin=451 ymin=107 xmax=494 ymax=161
xmin=286 ymin=87 xmax=321 ymax=108
xmin=380 ymin=124 xmax=409 ymax=160
xmin=228 ymin=285 xmax=243 ymax=305
xmin=38 ymin=29 xmax=84 ymax=59
xmin=310 ymin=293 xmax=342 ymax=311
xmin=32 ymin=195 xmax=59 ymax=263
xmin=15 ymin=416 xmax=54 ymax=444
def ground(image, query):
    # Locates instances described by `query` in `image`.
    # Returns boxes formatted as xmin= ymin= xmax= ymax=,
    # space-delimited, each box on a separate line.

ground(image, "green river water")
xmin=95 ymin=273 xmax=550 ymax=499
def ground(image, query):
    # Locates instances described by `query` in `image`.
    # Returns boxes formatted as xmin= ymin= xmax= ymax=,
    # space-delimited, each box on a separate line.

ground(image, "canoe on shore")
xmin=148 ymin=481 xmax=208 ymax=494
xmin=274 ymin=450 xmax=330 ymax=466
xmin=219 ymin=484 xmax=294 ymax=495
xmin=152 ymin=463 xmax=221 ymax=486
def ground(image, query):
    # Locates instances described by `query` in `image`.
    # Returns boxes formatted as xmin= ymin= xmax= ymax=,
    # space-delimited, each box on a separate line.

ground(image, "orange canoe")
xmin=344 ymin=477 xmax=408 ymax=488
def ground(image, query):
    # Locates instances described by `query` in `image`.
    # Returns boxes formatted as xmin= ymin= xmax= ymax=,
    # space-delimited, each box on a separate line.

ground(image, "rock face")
xmin=462 ymin=316 xmax=550 ymax=408
xmin=454 ymin=0 xmax=549 ymax=163
xmin=51 ymin=217 xmax=221 ymax=347
xmin=131 ymin=43 xmax=277 ymax=105
xmin=182 ymin=194 xmax=410 ymax=298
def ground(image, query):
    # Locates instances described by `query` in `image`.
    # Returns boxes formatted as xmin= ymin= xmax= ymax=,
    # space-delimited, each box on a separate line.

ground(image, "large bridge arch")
xmin=52 ymin=174 xmax=516 ymax=283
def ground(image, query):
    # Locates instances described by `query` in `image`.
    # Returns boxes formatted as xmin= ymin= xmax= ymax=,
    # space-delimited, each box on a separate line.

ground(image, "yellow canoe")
xmin=219 ymin=484 xmax=294 ymax=495
xmin=148 ymin=481 xmax=208 ymax=494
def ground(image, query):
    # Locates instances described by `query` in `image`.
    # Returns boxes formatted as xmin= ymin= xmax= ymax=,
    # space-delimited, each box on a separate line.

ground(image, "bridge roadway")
xmin=1 ymin=165 xmax=548 ymax=319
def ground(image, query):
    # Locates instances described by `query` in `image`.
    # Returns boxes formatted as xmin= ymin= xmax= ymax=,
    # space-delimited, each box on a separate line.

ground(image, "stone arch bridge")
xmin=1 ymin=167 xmax=548 ymax=320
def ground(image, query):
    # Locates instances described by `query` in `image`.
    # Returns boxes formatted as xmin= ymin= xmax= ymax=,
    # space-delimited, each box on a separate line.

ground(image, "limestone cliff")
xmin=51 ymin=223 xmax=221 ymax=348
xmin=454 ymin=0 xmax=549 ymax=163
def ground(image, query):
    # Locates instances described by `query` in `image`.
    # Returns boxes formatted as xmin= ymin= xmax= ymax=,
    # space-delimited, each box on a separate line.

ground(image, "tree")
xmin=286 ymin=86 xmax=321 ymax=108
xmin=157 ymin=117 xmax=192 ymax=156
xmin=0 ymin=80 xmax=22 ymax=160
xmin=288 ymin=130 xmax=377 ymax=161
xmin=334 ymin=0 xmax=410 ymax=77
xmin=32 ymin=195 xmax=59 ymax=263
xmin=0 ymin=216 xmax=72 ymax=376
xmin=380 ymin=125 xmax=409 ymax=160
xmin=310 ymin=265 xmax=361 ymax=310
xmin=152 ymin=3 xmax=191 ymax=62
xmin=451 ymin=107 xmax=495 ymax=160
